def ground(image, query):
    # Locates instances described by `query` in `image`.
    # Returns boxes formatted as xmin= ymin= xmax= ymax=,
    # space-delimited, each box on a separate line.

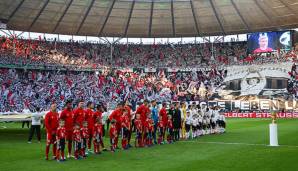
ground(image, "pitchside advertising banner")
xmin=224 ymin=112 xmax=298 ymax=118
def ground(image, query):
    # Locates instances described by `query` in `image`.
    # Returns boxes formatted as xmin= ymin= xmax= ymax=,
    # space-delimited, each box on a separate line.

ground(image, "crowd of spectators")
xmin=0 ymin=35 xmax=297 ymax=113
xmin=1 ymin=35 xmax=296 ymax=69
xmin=0 ymin=67 xmax=226 ymax=113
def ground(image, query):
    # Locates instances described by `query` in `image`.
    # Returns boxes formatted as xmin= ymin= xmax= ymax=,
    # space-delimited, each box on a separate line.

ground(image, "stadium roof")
xmin=0 ymin=0 xmax=298 ymax=38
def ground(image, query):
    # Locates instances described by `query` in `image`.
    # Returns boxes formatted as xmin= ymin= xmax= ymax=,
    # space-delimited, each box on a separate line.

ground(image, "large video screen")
xmin=247 ymin=31 xmax=292 ymax=54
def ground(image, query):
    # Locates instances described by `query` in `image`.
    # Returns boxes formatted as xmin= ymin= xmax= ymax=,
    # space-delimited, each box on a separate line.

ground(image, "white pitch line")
xmin=181 ymin=140 xmax=298 ymax=148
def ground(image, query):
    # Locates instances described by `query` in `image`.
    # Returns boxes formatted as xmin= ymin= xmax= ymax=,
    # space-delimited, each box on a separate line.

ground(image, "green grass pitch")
xmin=1 ymin=118 xmax=298 ymax=171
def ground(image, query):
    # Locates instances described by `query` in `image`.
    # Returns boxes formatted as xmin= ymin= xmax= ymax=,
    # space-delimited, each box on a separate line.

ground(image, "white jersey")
xmin=213 ymin=109 xmax=220 ymax=119
xmin=218 ymin=115 xmax=226 ymax=122
xmin=198 ymin=115 xmax=203 ymax=123
xmin=205 ymin=110 xmax=211 ymax=118
xmin=192 ymin=118 xmax=198 ymax=126
xmin=211 ymin=116 xmax=217 ymax=123
xmin=190 ymin=108 xmax=198 ymax=117
xmin=31 ymin=113 xmax=43 ymax=125
xmin=206 ymin=118 xmax=210 ymax=124
xmin=185 ymin=115 xmax=192 ymax=125
xmin=202 ymin=119 xmax=207 ymax=125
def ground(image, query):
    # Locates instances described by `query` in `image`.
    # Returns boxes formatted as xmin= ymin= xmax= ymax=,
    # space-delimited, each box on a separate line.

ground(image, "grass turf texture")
xmin=1 ymin=119 xmax=298 ymax=171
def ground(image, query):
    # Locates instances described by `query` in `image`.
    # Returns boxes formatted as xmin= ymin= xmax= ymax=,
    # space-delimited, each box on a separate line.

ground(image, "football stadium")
xmin=0 ymin=0 xmax=298 ymax=170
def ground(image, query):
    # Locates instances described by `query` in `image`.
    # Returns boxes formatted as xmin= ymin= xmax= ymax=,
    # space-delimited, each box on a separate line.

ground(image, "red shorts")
xmin=47 ymin=133 xmax=56 ymax=144
xmin=66 ymin=130 xmax=73 ymax=141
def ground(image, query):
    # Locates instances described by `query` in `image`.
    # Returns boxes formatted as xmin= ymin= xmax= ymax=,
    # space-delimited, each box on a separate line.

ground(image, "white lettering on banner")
xmin=180 ymin=100 xmax=298 ymax=111
xmin=260 ymin=100 xmax=270 ymax=110
xmin=241 ymin=101 xmax=250 ymax=110
xmin=285 ymin=101 xmax=292 ymax=110
xmin=217 ymin=101 xmax=225 ymax=109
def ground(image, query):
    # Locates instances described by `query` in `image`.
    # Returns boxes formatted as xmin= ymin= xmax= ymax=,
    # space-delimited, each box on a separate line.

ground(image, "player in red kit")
xmin=136 ymin=100 xmax=150 ymax=146
xmin=109 ymin=119 xmax=118 ymax=152
xmin=109 ymin=103 xmax=123 ymax=149
xmin=56 ymin=120 xmax=66 ymax=162
xmin=73 ymin=123 xmax=82 ymax=159
xmin=59 ymin=100 xmax=73 ymax=158
xmin=158 ymin=115 xmax=165 ymax=145
xmin=159 ymin=102 xmax=168 ymax=141
xmin=134 ymin=113 xmax=143 ymax=147
xmin=94 ymin=104 xmax=107 ymax=151
xmin=124 ymin=100 xmax=133 ymax=148
xmin=166 ymin=115 xmax=174 ymax=144
xmin=45 ymin=103 xmax=59 ymax=160
xmin=145 ymin=114 xmax=154 ymax=146
xmin=120 ymin=109 xmax=130 ymax=150
xmin=73 ymin=100 xmax=86 ymax=128
xmin=85 ymin=101 xmax=94 ymax=153
xmin=136 ymin=100 xmax=150 ymax=126
xmin=81 ymin=121 xmax=89 ymax=158
xmin=93 ymin=118 xmax=103 ymax=154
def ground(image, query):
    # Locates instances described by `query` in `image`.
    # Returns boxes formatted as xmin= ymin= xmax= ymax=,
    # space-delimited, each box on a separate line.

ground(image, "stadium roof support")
xmin=231 ymin=0 xmax=250 ymax=32
xmin=253 ymin=0 xmax=275 ymax=26
xmin=148 ymin=0 xmax=154 ymax=37
xmin=2 ymin=0 xmax=298 ymax=37
xmin=52 ymin=0 xmax=73 ymax=33
xmin=190 ymin=0 xmax=201 ymax=36
xmin=209 ymin=0 xmax=225 ymax=35
xmin=171 ymin=0 xmax=176 ymax=37
xmin=124 ymin=0 xmax=135 ymax=37
xmin=28 ymin=0 xmax=50 ymax=31
xmin=98 ymin=0 xmax=116 ymax=37
xmin=279 ymin=0 xmax=298 ymax=15
xmin=76 ymin=0 xmax=96 ymax=35
xmin=7 ymin=0 xmax=25 ymax=23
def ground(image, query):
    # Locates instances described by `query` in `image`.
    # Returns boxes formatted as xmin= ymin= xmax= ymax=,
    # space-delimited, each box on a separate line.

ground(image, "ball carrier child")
xmin=145 ymin=114 xmax=154 ymax=146
xmin=134 ymin=113 xmax=143 ymax=147
xmin=81 ymin=121 xmax=89 ymax=157
xmin=73 ymin=123 xmax=82 ymax=159
xmin=157 ymin=116 xmax=165 ymax=145
xmin=109 ymin=119 xmax=118 ymax=152
xmin=56 ymin=119 xmax=66 ymax=162
xmin=166 ymin=115 xmax=174 ymax=144
xmin=93 ymin=118 xmax=103 ymax=154
xmin=121 ymin=109 xmax=131 ymax=149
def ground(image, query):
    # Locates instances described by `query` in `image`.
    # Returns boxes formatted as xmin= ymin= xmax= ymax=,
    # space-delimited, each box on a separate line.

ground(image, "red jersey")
xmin=45 ymin=111 xmax=59 ymax=135
xmin=134 ymin=119 xmax=142 ymax=132
xmin=56 ymin=126 xmax=66 ymax=140
xmin=109 ymin=125 xmax=117 ymax=138
xmin=158 ymin=120 xmax=164 ymax=128
xmin=73 ymin=129 xmax=81 ymax=142
xmin=93 ymin=111 xmax=102 ymax=123
xmin=81 ymin=127 xmax=89 ymax=139
xmin=253 ymin=47 xmax=273 ymax=54
xmin=159 ymin=107 xmax=168 ymax=124
xmin=121 ymin=114 xmax=130 ymax=129
xmin=136 ymin=104 xmax=150 ymax=124
xmin=73 ymin=108 xmax=86 ymax=127
xmin=109 ymin=109 xmax=122 ymax=124
xmin=167 ymin=119 xmax=173 ymax=129
xmin=85 ymin=108 xmax=94 ymax=130
xmin=59 ymin=108 xmax=73 ymax=131
xmin=146 ymin=118 xmax=154 ymax=132
xmin=124 ymin=105 xmax=132 ymax=120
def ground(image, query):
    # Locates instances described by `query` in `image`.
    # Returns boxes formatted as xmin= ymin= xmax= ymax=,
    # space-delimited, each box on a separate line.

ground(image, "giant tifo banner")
xmin=223 ymin=62 xmax=291 ymax=96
